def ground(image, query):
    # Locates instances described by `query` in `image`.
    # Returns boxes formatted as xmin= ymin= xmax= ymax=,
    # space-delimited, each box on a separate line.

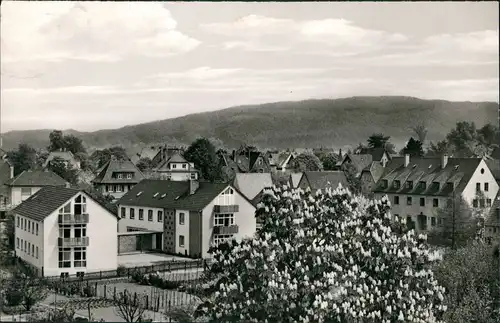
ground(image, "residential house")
xmin=360 ymin=162 xmax=386 ymax=196
xmin=153 ymin=153 xmax=199 ymax=181
xmin=130 ymin=146 xmax=161 ymax=166
xmin=151 ymin=145 xmax=186 ymax=168
xmin=43 ymin=149 xmax=81 ymax=170
xmin=92 ymin=156 xmax=145 ymax=200
xmin=0 ymin=159 xmax=14 ymax=215
xmin=373 ymin=154 xmax=499 ymax=233
xmin=117 ymin=178 xmax=256 ymax=258
xmin=341 ymin=148 xmax=391 ymax=175
xmin=229 ymin=148 xmax=272 ymax=173
xmin=290 ymin=173 xmax=303 ymax=188
xmin=233 ymin=173 xmax=273 ymax=204
xmin=485 ymin=192 xmax=500 ymax=246
xmin=297 ymin=171 xmax=349 ymax=192
xmin=267 ymin=152 xmax=295 ymax=173
xmin=13 ymin=186 xmax=118 ymax=277
xmin=4 ymin=170 xmax=69 ymax=207
xmin=339 ymin=154 xmax=374 ymax=176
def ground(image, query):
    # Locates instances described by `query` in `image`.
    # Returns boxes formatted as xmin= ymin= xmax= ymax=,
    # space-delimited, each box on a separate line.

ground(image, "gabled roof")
xmin=370 ymin=148 xmax=389 ymax=161
xmin=154 ymin=152 xmax=191 ymax=171
xmin=301 ymin=171 xmax=348 ymax=191
xmin=43 ymin=151 xmax=79 ymax=168
xmin=373 ymin=156 xmax=483 ymax=196
xmin=343 ymin=154 xmax=374 ymax=174
xmin=485 ymin=159 xmax=500 ymax=182
xmin=12 ymin=186 xmax=118 ymax=222
xmin=291 ymin=173 xmax=303 ymax=188
xmin=118 ymin=179 xmax=254 ymax=212
xmin=5 ymin=170 xmax=68 ymax=187
xmin=92 ymin=157 xmax=145 ymax=184
xmin=485 ymin=192 xmax=500 ymax=226
xmin=362 ymin=161 xmax=386 ymax=183
xmin=0 ymin=159 xmax=13 ymax=196
xmin=233 ymin=173 xmax=273 ymax=200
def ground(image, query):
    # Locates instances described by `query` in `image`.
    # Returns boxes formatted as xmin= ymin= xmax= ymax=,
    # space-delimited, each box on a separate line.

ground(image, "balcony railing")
xmin=58 ymin=214 xmax=89 ymax=224
xmin=214 ymin=205 xmax=239 ymax=213
xmin=213 ymin=225 xmax=239 ymax=235
xmin=58 ymin=237 xmax=89 ymax=247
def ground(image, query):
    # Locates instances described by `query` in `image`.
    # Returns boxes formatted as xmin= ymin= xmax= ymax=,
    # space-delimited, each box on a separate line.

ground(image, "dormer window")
xmin=446 ymin=182 xmax=454 ymax=191
xmin=382 ymin=179 xmax=388 ymax=188
xmin=432 ymin=182 xmax=440 ymax=190
xmin=393 ymin=180 xmax=400 ymax=189
xmin=182 ymin=164 xmax=187 ymax=169
xmin=172 ymin=164 xmax=177 ymax=169
xmin=406 ymin=181 xmax=413 ymax=189
xmin=127 ymin=173 xmax=132 ymax=179
xmin=117 ymin=173 xmax=123 ymax=179
xmin=419 ymin=181 xmax=426 ymax=190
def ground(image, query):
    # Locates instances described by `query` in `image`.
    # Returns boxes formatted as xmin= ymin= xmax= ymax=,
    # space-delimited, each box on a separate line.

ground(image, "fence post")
xmin=127 ymin=268 xmax=130 ymax=279
xmin=156 ymin=296 xmax=160 ymax=311
xmin=146 ymin=295 xmax=149 ymax=309
xmin=113 ymin=286 xmax=116 ymax=301
xmin=104 ymin=284 xmax=107 ymax=298
xmin=151 ymin=265 xmax=154 ymax=273
xmin=95 ymin=282 xmax=98 ymax=297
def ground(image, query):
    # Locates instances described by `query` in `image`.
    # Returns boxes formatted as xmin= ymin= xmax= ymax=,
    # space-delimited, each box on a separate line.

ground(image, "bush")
xmin=117 ymin=265 xmax=127 ymax=277
xmin=2 ymin=305 xmax=25 ymax=315
xmin=5 ymin=288 xmax=23 ymax=306
xmin=81 ymin=285 xmax=96 ymax=297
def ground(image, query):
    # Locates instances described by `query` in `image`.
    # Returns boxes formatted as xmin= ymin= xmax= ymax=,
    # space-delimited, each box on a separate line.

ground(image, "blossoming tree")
xmin=197 ymin=184 xmax=447 ymax=323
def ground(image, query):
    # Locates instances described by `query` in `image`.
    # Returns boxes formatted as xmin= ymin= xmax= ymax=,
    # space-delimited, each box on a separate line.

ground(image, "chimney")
xmin=189 ymin=179 xmax=199 ymax=195
xmin=339 ymin=148 xmax=342 ymax=158
xmin=10 ymin=164 xmax=14 ymax=179
xmin=441 ymin=154 xmax=448 ymax=169
xmin=404 ymin=154 xmax=410 ymax=167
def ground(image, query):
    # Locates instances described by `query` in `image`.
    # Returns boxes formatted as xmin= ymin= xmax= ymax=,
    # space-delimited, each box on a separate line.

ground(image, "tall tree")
xmin=427 ymin=140 xmax=450 ymax=157
xmin=135 ymin=157 xmax=153 ymax=172
xmin=402 ymin=137 xmax=424 ymax=157
xmin=6 ymin=144 xmax=37 ymax=176
xmin=289 ymin=152 xmax=323 ymax=172
xmin=367 ymin=133 xmax=391 ymax=149
xmin=412 ymin=123 xmax=428 ymax=143
xmin=63 ymin=134 xmax=86 ymax=154
xmin=91 ymin=146 xmax=129 ymax=169
xmin=5 ymin=271 xmax=48 ymax=311
xmin=48 ymin=157 xmax=79 ymax=185
xmin=197 ymin=186 xmax=447 ymax=322
xmin=48 ymin=130 xmax=65 ymax=152
xmin=320 ymin=153 xmax=340 ymax=171
xmin=446 ymin=121 xmax=478 ymax=157
xmin=184 ymin=138 xmax=219 ymax=182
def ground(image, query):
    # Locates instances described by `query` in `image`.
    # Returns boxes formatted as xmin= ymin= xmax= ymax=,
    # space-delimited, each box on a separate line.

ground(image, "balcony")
xmin=58 ymin=237 xmax=89 ymax=247
xmin=213 ymin=225 xmax=239 ymax=235
xmin=214 ymin=205 xmax=239 ymax=213
xmin=58 ymin=214 xmax=89 ymax=224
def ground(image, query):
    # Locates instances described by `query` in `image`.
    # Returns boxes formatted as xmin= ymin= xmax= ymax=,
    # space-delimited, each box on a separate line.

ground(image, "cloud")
xmin=1 ymin=2 xmax=201 ymax=63
xmin=423 ymin=30 xmax=498 ymax=54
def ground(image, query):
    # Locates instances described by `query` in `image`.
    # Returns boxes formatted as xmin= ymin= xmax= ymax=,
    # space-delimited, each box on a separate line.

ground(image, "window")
xmin=179 ymin=235 xmax=185 ymax=247
xmin=393 ymin=181 xmax=400 ymax=189
xmin=172 ymin=164 xmax=177 ymax=169
xmin=214 ymin=213 xmax=234 ymax=227
xmin=407 ymin=196 xmax=412 ymax=205
xmin=117 ymin=173 xmax=123 ymax=179
xmin=487 ymin=199 xmax=492 ymax=207
xmin=21 ymin=187 xmax=32 ymax=201
xmin=393 ymin=196 xmax=399 ymax=205
xmin=182 ymin=164 xmax=187 ymax=169
xmin=74 ymin=224 xmax=87 ymax=238
xmin=36 ymin=246 xmax=39 ymax=259
xmin=121 ymin=208 xmax=126 ymax=218
xmin=420 ymin=198 xmax=425 ymax=207
xmin=107 ymin=185 xmax=113 ymax=193
xmin=17 ymin=216 xmax=19 ymax=227
xmin=74 ymin=247 xmax=87 ymax=267
xmin=406 ymin=181 xmax=413 ymax=189
xmin=190 ymin=173 xmax=196 ymax=180
xmin=431 ymin=217 xmax=436 ymax=226
xmin=484 ymin=183 xmax=489 ymax=192
xmin=74 ymin=195 xmax=87 ymax=215
xmin=179 ymin=212 xmax=185 ymax=225
xmin=20 ymin=217 xmax=23 ymax=230
xmin=31 ymin=244 xmax=34 ymax=257
xmin=222 ymin=187 xmax=234 ymax=195
xmin=24 ymin=240 xmax=27 ymax=252
xmin=166 ymin=173 xmax=172 ymax=180
xmin=16 ymin=238 xmax=19 ymax=249
xmin=27 ymin=220 xmax=31 ymax=233
xmin=433 ymin=199 xmax=439 ymax=207
xmin=446 ymin=182 xmax=453 ymax=191
xmin=130 ymin=208 xmax=135 ymax=219
xmin=28 ymin=242 xmax=31 ymax=255
xmin=480 ymin=199 xmax=485 ymax=208
xmin=382 ymin=180 xmax=388 ymax=188
xmin=116 ymin=185 xmax=122 ymax=192
xmin=24 ymin=219 xmax=27 ymax=231
xmin=31 ymin=222 xmax=34 ymax=234
xmin=476 ymin=183 xmax=481 ymax=192
xmin=58 ymin=248 xmax=71 ymax=268
xmin=213 ymin=234 xmax=233 ymax=247
xmin=139 ymin=209 xmax=144 ymax=220
xmin=157 ymin=211 xmax=163 ymax=222
xmin=59 ymin=225 xmax=71 ymax=238
xmin=432 ymin=182 xmax=440 ymax=191
xmin=36 ymin=223 xmax=39 ymax=236
xmin=127 ymin=173 xmax=132 ymax=179
xmin=419 ymin=181 xmax=426 ymax=190
xmin=473 ymin=199 xmax=478 ymax=208
xmin=148 ymin=210 xmax=153 ymax=221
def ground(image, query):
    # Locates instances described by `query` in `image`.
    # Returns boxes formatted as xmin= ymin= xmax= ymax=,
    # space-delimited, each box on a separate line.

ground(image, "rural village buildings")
xmin=12 ymin=186 xmax=118 ymax=277
xmin=43 ymin=149 xmax=81 ymax=170
xmin=152 ymin=152 xmax=199 ymax=181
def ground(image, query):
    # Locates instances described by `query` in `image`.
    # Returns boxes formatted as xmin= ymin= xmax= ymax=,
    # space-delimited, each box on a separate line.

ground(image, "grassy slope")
xmin=2 ymin=96 xmax=498 ymax=152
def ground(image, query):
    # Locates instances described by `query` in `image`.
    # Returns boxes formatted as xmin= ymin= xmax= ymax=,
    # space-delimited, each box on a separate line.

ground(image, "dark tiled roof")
xmin=12 ymin=186 xmax=118 ymax=221
xmin=43 ymin=151 xmax=79 ymax=168
xmin=92 ymin=158 xmax=145 ymax=184
xmin=485 ymin=192 xmax=500 ymax=226
xmin=0 ymin=160 xmax=12 ymax=197
xmin=5 ymin=170 xmax=68 ymax=187
xmin=373 ymin=157 xmax=482 ymax=197
xmin=301 ymin=171 xmax=348 ymax=190
xmin=344 ymin=154 xmax=374 ymax=174
xmin=370 ymin=148 xmax=388 ymax=161
xmin=362 ymin=162 xmax=386 ymax=183
xmin=486 ymin=159 xmax=500 ymax=181
xmin=171 ymin=182 xmax=233 ymax=211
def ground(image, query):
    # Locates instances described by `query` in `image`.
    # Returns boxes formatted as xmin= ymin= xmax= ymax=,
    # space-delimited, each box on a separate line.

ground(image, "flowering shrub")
xmin=197 ymin=184 xmax=447 ymax=322
xmin=130 ymin=270 xmax=181 ymax=290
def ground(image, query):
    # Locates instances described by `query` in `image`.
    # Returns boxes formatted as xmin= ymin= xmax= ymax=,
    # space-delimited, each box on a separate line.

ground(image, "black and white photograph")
xmin=0 ymin=1 xmax=499 ymax=322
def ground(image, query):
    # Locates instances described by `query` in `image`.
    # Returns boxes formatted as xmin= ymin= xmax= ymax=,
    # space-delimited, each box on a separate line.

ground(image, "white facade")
xmin=15 ymin=215 xmax=44 ymax=271
xmin=11 ymin=186 xmax=44 ymax=206
xmin=175 ymin=209 xmax=190 ymax=254
xmin=461 ymin=159 xmax=499 ymax=207
xmin=15 ymin=192 xmax=118 ymax=277
xmin=117 ymin=205 xmax=164 ymax=233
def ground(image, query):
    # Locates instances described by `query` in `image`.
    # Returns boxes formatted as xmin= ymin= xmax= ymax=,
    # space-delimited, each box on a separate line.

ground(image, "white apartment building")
xmin=117 ymin=179 xmax=256 ymax=258
xmin=153 ymin=153 xmax=199 ymax=181
xmin=13 ymin=186 xmax=118 ymax=277
xmin=373 ymin=154 xmax=499 ymax=233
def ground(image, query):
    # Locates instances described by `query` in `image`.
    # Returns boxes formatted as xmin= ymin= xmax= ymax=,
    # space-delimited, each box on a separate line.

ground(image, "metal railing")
xmin=58 ymin=213 xmax=89 ymax=224
xmin=213 ymin=225 xmax=239 ymax=234
xmin=58 ymin=237 xmax=90 ymax=247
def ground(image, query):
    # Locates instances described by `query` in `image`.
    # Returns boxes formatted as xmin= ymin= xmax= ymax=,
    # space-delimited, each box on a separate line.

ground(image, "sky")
xmin=1 ymin=1 xmax=498 ymax=132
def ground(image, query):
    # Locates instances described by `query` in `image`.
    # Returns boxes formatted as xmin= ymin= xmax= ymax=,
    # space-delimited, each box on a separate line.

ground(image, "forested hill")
xmin=1 ymin=96 xmax=498 ymax=152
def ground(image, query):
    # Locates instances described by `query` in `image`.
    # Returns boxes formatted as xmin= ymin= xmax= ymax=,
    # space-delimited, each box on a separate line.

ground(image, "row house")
xmin=373 ymin=154 xmax=499 ymax=233
xmin=13 ymin=186 xmax=118 ymax=277
xmin=117 ymin=179 xmax=256 ymax=258
xmin=92 ymin=156 xmax=145 ymax=201
xmin=153 ymin=153 xmax=199 ymax=181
